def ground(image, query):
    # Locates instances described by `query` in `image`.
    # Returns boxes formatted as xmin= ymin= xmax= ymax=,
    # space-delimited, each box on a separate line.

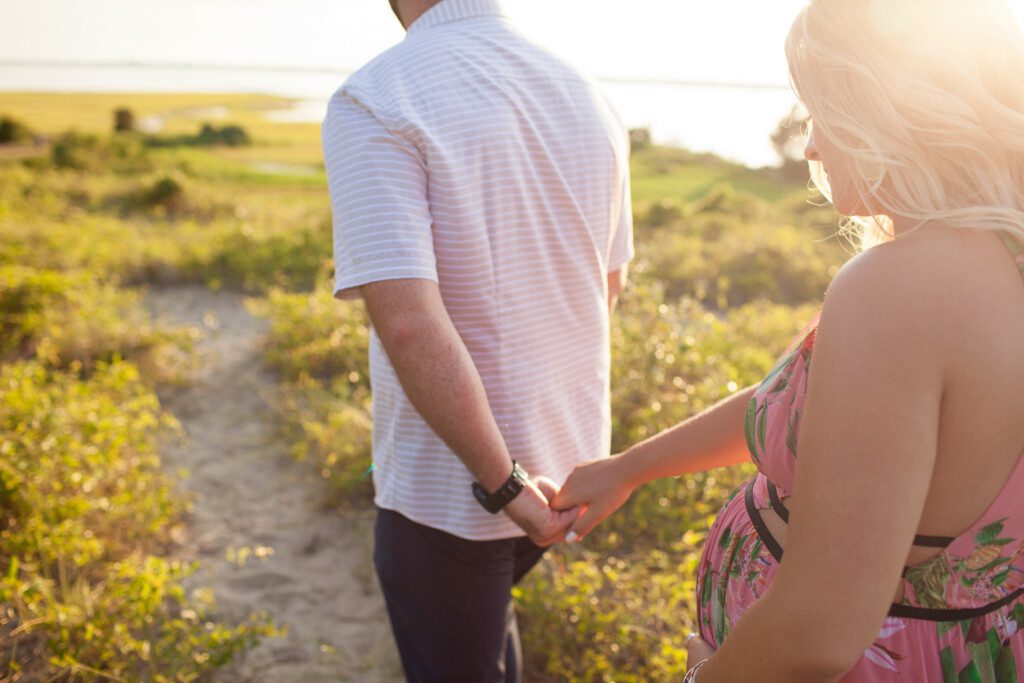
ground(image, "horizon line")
xmin=0 ymin=59 xmax=793 ymax=92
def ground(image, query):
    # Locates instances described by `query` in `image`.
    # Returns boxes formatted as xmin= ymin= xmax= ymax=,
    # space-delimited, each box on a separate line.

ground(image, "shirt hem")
xmin=373 ymin=500 xmax=528 ymax=541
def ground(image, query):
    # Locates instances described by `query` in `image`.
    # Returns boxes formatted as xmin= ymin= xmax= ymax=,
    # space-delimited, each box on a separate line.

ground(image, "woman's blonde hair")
xmin=786 ymin=0 xmax=1024 ymax=249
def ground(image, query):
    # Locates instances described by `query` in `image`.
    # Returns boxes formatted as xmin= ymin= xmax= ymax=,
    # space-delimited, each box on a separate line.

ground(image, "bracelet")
xmin=683 ymin=658 xmax=708 ymax=683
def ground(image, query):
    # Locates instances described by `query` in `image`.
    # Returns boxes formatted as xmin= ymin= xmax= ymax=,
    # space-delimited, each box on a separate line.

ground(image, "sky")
xmin=5 ymin=0 xmax=812 ymax=86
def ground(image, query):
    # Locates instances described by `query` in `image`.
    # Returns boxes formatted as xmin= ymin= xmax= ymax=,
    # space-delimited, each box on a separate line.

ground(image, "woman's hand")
xmin=504 ymin=476 xmax=581 ymax=546
xmin=549 ymin=455 xmax=637 ymax=542
xmin=686 ymin=633 xmax=715 ymax=673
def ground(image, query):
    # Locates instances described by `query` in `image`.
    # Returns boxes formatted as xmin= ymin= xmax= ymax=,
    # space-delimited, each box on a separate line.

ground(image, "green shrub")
xmin=629 ymin=127 xmax=652 ymax=154
xmin=634 ymin=189 xmax=843 ymax=309
xmin=252 ymin=288 xmax=370 ymax=383
xmin=195 ymin=221 xmax=330 ymax=292
xmin=251 ymin=289 xmax=374 ymax=503
xmin=0 ymin=360 xmax=274 ymax=680
xmin=0 ymin=160 xmax=320 ymax=292
xmin=0 ymin=116 xmax=33 ymax=145
xmin=2 ymin=555 xmax=273 ymax=682
xmin=50 ymin=131 xmax=152 ymax=173
xmin=0 ymin=203 xmax=195 ymax=289
xmin=691 ymin=183 xmax=767 ymax=221
xmin=51 ymin=132 xmax=97 ymax=170
xmin=643 ymin=197 xmax=685 ymax=228
xmin=194 ymin=123 xmax=251 ymax=147
xmin=280 ymin=376 xmax=374 ymax=505
xmin=0 ymin=361 xmax=177 ymax=567
xmin=219 ymin=125 xmax=251 ymax=147
xmin=518 ymin=548 xmax=701 ymax=682
xmin=140 ymin=174 xmax=186 ymax=212
xmin=113 ymin=107 xmax=135 ymax=133
xmin=0 ymin=265 xmax=189 ymax=376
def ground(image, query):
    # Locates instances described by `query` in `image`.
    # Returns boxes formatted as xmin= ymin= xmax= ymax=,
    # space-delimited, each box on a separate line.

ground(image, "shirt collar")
xmin=406 ymin=0 xmax=506 ymax=36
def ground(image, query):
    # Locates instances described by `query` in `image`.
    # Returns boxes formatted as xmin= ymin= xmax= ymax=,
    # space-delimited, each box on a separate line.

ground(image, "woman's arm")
xmin=691 ymin=248 xmax=947 ymax=681
xmin=618 ymin=384 xmax=756 ymax=483
xmin=550 ymin=384 xmax=755 ymax=540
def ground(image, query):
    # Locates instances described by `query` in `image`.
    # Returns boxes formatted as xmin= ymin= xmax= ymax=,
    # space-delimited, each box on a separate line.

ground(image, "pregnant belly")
xmin=695 ymin=474 xmax=781 ymax=649
xmin=697 ymin=475 xmax=938 ymax=647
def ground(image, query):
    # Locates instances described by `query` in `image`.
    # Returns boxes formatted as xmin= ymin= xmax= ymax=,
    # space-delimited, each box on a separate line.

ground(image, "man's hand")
xmin=549 ymin=455 xmax=636 ymax=542
xmin=504 ymin=476 xmax=580 ymax=546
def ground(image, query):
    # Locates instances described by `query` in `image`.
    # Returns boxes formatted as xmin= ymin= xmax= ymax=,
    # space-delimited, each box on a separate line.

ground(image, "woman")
xmin=551 ymin=0 xmax=1024 ymax=680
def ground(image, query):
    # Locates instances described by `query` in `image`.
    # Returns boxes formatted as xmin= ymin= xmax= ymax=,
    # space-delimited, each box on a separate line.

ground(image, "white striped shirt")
xmin=322 ymin=0 xmax=634 ymax=540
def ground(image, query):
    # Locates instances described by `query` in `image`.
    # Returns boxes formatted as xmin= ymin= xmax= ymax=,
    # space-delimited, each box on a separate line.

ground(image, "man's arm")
xmin=324 ymin=92 xmax=576 ymax=542
xmin=606 ymin=152 xmax=633 ymax=314
xmin=608 ymin=265 xmax=628 ymax=313
xmin=361 ymin=278 xmax=579 ymax=545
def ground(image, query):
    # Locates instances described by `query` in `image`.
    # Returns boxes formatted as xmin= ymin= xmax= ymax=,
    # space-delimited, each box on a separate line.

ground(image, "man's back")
xmin=323 ymin=0 xmax=633 ymax=540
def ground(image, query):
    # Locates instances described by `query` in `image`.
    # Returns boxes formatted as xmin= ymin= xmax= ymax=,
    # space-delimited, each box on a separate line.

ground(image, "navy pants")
xmin=374 ymin=508 xmax=547 ymax=683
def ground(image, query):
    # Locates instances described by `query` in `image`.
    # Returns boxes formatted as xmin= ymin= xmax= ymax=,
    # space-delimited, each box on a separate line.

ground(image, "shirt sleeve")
xmin=608 ymin=164 xmax=635 ymax=273
xmin=322 ymin=91 xmax=437 ymax=300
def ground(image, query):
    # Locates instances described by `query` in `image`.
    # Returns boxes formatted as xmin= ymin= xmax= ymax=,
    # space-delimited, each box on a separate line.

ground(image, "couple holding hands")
xmin=323 ymin=0 xmax=1024 ymax=680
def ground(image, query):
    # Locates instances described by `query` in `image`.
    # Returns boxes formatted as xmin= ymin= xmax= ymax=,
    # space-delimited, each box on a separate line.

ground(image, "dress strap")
xmin=764 ymin=479 xmax=954 ymax=549
xmin=745 ymin=479 xmax=1023 ymax=622
xmin=745 ymin=480 xmax=784 ymax=562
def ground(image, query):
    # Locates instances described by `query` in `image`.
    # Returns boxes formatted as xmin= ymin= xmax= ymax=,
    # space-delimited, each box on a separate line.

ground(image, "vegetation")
xmin=0 ymin=361 xmax=273 ymax=681
xmin=0 ymin=92 xmax=847 ymax=680
xmin=0 ymin=95 xmax=299 ymax=680
xmin=148 ymin=123 xmax=253 ymax=149
xmin=114 ymin=107 xmax=136 ymax=133
xmin=770 ymin=105 xmax=813 ymax=182
xmin=0 ymin=116 xmax=33 ymax=145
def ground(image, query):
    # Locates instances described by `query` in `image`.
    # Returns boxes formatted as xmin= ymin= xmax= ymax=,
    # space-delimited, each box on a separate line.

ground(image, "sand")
xmin=145 ymin=285 xmax=402 ymax=682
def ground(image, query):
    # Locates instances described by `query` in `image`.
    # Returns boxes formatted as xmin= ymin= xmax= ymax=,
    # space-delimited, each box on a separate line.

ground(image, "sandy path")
xmin=145 ymin=285 xmax=402 ymax=682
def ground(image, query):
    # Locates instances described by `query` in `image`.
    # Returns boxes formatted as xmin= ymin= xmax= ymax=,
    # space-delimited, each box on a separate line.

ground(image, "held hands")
xmin=504 ymin=456 xmax=635 ymax=546
xmin=548 ymin=455 xmax=637 ymax=543
xmin=504 ymin=476 xmax=581 ymax=546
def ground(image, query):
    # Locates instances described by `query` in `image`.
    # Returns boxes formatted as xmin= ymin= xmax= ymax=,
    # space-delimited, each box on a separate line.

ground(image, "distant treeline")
xmin=147 ymin=122 xmax=252 ymax=148
xmin=0 ymin=109 xmax=252 ymax=149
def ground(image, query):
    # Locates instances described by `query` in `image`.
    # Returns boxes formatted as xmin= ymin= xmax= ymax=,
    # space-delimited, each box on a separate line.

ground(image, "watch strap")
xmin=472 ymin=461 xmax=528 ymax=514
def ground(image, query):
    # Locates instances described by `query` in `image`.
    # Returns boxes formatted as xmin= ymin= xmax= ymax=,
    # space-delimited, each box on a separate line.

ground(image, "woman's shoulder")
xmin=819 ymin=225 xmax=1017 ymax=365
xmin=826 ymin=225 xmax=1014 ymax=319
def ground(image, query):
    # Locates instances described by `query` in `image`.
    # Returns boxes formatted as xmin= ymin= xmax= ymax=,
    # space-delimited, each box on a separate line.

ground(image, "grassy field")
xmin=0 ymin=92 xmax=847 ymax=681
xmin=0 ymin=92 xmax=324 ymax=166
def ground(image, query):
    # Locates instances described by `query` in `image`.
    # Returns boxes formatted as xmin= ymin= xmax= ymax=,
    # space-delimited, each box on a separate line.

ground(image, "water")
xmin=0 ymin=63 xmax=797 ymax=168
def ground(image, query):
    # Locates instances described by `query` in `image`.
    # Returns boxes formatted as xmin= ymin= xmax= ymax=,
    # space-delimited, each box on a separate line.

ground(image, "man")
xmin=322 ymin=0 xmax=633 ymax=680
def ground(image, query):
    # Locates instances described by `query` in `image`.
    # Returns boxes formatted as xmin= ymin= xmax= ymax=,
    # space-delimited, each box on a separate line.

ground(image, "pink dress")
xmin=696 ymin=233 xmax=1024 ymax=681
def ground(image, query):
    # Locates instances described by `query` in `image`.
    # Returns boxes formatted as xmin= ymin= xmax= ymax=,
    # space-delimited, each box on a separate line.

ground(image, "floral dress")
xmin=696 ymin=232 xmax=1024 ymax=681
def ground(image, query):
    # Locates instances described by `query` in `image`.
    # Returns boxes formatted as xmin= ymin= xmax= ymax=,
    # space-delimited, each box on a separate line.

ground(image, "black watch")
xmin=472 ymin=461 xmax=529 ymax=514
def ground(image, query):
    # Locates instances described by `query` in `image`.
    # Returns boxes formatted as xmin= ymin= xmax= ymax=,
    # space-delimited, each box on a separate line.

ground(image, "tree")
xmin=220 ymin=125 xmax=251 ymax=147
xmin=629 ymin=127 xmax=651 ymax=154
xmin=0 ymin=116 xmax=34 ymax=144
xmin=114 ymin=108 xmax=135 ymax=133
xmin=771 ymin=105 xmax=810 ymax=181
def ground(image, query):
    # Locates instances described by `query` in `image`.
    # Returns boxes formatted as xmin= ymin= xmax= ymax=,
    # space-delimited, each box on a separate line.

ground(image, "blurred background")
xmin=3 ymin=2 xmax=1023 ymax=682
xmin=5 ymin=0 xmax=817 ymax=166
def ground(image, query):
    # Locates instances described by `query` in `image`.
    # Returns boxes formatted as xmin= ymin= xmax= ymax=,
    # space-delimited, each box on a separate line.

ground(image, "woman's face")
xmin=804 ymin=121 xmax=871 ymax=216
